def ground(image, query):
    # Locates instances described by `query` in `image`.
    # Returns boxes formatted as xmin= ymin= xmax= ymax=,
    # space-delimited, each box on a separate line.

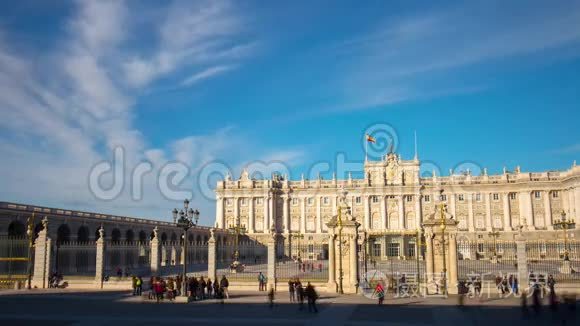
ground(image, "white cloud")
xmin=181 ymin=65 xmax=235 ymax=86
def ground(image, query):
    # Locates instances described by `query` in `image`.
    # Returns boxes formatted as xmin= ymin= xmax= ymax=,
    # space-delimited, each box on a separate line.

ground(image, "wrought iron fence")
xmin=105 ymin=241 xmax=150 ymax=277
xmin=217 ymin=240 xmax=267 ymax=281
xmin=276 ymin=242 xmax=328 ymax=282
xmin=456 ymin=240 xmax=518 ymax=282
xmin=0 ymin=236 xmax=30 ymax=279
xmin=526 ymin=240 xmax=580 ymax=282
xmin=56 ymin=241 xmax=97 ymax=276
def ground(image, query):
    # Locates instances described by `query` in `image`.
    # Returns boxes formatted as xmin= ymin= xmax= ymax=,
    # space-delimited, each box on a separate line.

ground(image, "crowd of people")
xmin=287 ymin=278 xmax=319 ymax=313
xmin=134 ymin=275 xmax=231 ymax=303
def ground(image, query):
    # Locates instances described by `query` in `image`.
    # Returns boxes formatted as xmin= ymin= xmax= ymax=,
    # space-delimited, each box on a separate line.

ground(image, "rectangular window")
xmin=552 ymin=191 xmax=559 ymax=198
xmin=226 ymin=199 xmax=233 ymax=206
xmin=475 ymin=193 xmax=482 ymax=202
xmin=534 ymin=191 xmax=541 ymax=199
xmin=308 ymin=197 xmax=314 ymax=205
xmin=387 ymin=243 xmax=400 ymax=257
xmin=406 ymin=195 xmax=413 ymax=202
xmin=492 ymin=193 xmax=499 ymax=201
xmin=372 ymin=196 xmax=379 ymax=203
xmin=424 ymin=195 xmax=430 ymax=202
xmin=355 ymin=196 xmax=362 ymax=204
xmin=458 ymin=194 xmax=464 ymax=201
xmin=441 ymin=194 xmax=447 ymax=201
xmin=292 ymin=198 xmax=298 ymax=205
xmin=372 ymin=243 xmax=381 ymax=257
xmin=256 ymin=198 xmax=263 ymax=205
xmin=509 ymin=193 xmax=517 ymax=200
xmin=323 ymin=197 xmax=329 ymax=205
xmin=241 ymin=198 xmax=247 ymax=206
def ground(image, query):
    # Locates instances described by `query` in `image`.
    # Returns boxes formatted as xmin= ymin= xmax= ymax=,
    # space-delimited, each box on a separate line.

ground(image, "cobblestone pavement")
xmin=0 ymin=289 xmax=577 ymax=325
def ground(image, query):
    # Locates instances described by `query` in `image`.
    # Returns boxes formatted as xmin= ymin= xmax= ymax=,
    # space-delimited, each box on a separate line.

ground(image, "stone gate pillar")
xmin=32 ymin=217 xmax=52 ymax=289
xmin=267 ymin=230 xmax=277 ymax=291
xmin=207 ymin=229 xmax=217 ymax=282
xmin=326 ymin=207 xmax=361 ymax=294
xmin=95 ymin=226 xmax=106 ymax=289
xmin=422 ymin=204 xmax=459 ymax=295
xmin=515 ymin=230 xmax=528 ymax=289
xmin=150 ymin=227 xmax=161 ymax=275
xmin=327 ymin=233 xmax=336 ymax=291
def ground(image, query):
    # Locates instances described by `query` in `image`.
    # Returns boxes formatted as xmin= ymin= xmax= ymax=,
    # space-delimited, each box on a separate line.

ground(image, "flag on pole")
xmin=366 ymin=134 xmax=376 ymax=143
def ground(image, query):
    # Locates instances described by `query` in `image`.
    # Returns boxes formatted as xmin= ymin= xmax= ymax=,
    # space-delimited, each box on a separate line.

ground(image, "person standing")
xmin=131 ymin=276 xmax=137 ymax=296
xmin=305 ymin=282 xmax=318 ymax=313
xmin=220 ymin=275 xmax=230 ymax=299
xmin=288 ymin=279 xmax=295 ymax=302
xmin=200 ymin=277 xmax=207 ymax=299
xmin=297 ymin=283 xmax=305 ymax=310
xmin=207 ymin=278 xmax=213 ymax=298
xmin=258 ymin=272 xmax=265 ymax=291
xmin=136 ymin=276 xmax=143 ymax=296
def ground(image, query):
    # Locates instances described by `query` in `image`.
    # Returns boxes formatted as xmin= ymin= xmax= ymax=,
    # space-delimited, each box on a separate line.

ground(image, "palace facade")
xmin=215 ymin=151 xmax=580 ymax=257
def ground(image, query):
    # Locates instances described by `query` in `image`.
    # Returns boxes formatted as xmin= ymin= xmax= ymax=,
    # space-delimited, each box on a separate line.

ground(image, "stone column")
xmin=95 ymin=227 xmax=106 ymax=289
xmin=327 ymin=234 xmax=336 ymax=291
xmin=425 ymin=231 xmax=434 ymax=283
xmin=150 ymin=227 xmax=161 ymax=275
xmin=562 ymin=189 xmax=570 ymax=218
xmin=233 ymin=197 xmax=239 ymax=226
xmin=380 ymin=195 xmax=387 ymax=229
xmin=502 ymin=193 xmax=511 ymax=231
xmin=216 ymin=196 xmax=224 ymax=229
xmin=282 ymin=196 xmax=289 ymax=234
xmin=316 ymin=196 xmax=322 ymax=233
xmin=398 ymin=196 xmax=405 ymax=230
xmin=521 ymin=191 xmax=535 ymax=230
xmin=207 ymin=229 xmax=217 ymax=282
xmin=32 ymin=218 xmax=52 ymax=289
xmin=574 ymin=187 xmax=580 ymax=229
xmin=331 ymin=196 xmax=338 ymax=216
xmin=515 ymin=232 xmax=529 ymax=290
xmin=349 ymin=234 xmax=358 ymax=290
xmin=300 ymin=197 xmax=306 ymax=233
xmin=448 ymin=233 xmax=458 ymax=295
xmin=415 ymin=195 xmax=422 ymax=230
xmin=263 ymin=195 xmax=269 ymax=233
xmin=249 ymin=197 xmax=255 ymax=233
xmin=364 ymin=196 xmax=370 ymax=230
xmin=544 ymin=191 xmax=553 ymax=230
xmin=267 ymin=233 xmax=277 ymax=291
xmin=485 ymin=193 xmax=493 ymax=231
xmin=467 ymin=193 xmax=475 ymax=232
xmin=449 ymin=194 xmax=457 ymax=221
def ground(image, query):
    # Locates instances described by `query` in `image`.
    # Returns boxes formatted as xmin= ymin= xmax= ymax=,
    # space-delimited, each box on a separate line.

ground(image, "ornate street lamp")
xmin=26 ymin=213 xmax=35 ymax=290
xmin=554 ymin=210 xmax=576 ymax=261
xmin=291 ymin=232 xmax=305 ymax=260
xmin=228 ymin=220 xmax=246 ymax=272
xmin=172 ymin=199 xmax=200 ymax=298
xmin=488 ymin=227 xmax=500 ymax=262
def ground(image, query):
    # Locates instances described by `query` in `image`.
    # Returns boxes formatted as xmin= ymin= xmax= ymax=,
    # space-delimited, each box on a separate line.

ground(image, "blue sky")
xmin=0 ymin=0 xmax=579 ymax=226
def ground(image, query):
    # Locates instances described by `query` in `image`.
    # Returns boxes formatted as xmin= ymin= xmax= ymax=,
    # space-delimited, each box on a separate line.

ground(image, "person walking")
xmin=200 ymin=277 xmax=207 ymax=299
xmin=374 ymin=282 xmax=385 ymax=305
xmin=220 ymin=275 xmax=230 ymax=299
xmin=288 ymin=279 xmax=295 ymax=302
xmin=305 ymin=282 xmax=318 ymax=313
xmin=136 ymin=276 xmax=143 ymax=296
xmin=207 ymin=278 xmax=213 ymax=299
xmin=131 ymin=276 xmax=137 ymax=296
xmin=268 ymin=287 xmax=275 ymax=309
xmin=297 ymin=283 xmax=305 ymax=310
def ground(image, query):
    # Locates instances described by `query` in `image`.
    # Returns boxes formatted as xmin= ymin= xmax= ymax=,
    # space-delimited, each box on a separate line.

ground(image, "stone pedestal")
xmin=150 ymin=227 xmax=161 ymax=275
xmin=326 ymin=210 xmax=361 ymax=294
xmin=515 ymin=232 xmax=528 ymax=289
xmin=32 ymin=218 xmax=52 ymax=289
xmin=95 ymin=228 xmax=106 ymax=289
xmin=207 ymin=229 xmax=217 ymax=282
xmin=559 ymin=260 xmax=573 ymax=274
xmin=422 ymin=209 xmax=459 ymax=295
xmin=267 ymin=234 xmax=277 ymax=291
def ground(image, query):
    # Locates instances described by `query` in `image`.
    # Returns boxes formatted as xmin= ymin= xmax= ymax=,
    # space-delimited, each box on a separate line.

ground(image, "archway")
xmin=56 ymin=224 xmax=71 ymax=244
xmin=77 ymin=226 xmax=89 ymax=242
xmin=139 ymin=230 xmax=147 ymax=242
xmin=7 ymin=221 xmax=25 ymax=237
xmin=126 ymin=229 xmax=135 ymax=242
xmin=111 ymin=228 xmax=121 ymax=243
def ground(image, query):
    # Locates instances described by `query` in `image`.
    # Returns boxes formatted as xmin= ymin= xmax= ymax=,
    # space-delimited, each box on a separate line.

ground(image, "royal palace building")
xmin=215 ymin=151 xmax=580 ymax=259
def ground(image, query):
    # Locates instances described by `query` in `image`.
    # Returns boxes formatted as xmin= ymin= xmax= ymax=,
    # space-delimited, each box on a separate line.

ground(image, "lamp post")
xmin=26 ymin=213 xmax=35 ymax=290
xmin=291 ymin=232 xmax=305 ymax=259
xmin=337 ymin=188 xmax=349 ymax=294
xmin=172 ymin=199 xmax=200 ymax=298
xmin=553 ymin=210 xmax=576 ymax=261
xmin=438 ymin=200 xmax=448 ymax=296
xmin=488 ymin=228 xmax=500 ymax=262
xmin=228 ymin=221 xmax=246 ymax=263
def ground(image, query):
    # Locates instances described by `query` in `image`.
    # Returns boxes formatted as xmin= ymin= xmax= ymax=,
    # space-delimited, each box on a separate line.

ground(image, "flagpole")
xmin=365 ymin=135 xmax=368 ymax=162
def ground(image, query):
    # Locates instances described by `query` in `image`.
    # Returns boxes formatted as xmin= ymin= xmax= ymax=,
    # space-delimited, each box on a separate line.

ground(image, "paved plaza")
xmin=0 ymin=289 xmax=578 ymax=325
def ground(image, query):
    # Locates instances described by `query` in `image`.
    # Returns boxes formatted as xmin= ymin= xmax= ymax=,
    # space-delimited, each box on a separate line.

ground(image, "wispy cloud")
xmin=181 ymin=65 xmax=235 ymax=86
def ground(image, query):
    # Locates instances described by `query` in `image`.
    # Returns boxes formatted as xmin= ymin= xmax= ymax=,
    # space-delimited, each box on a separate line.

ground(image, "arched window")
xmin=126 ymin=229 xmax=135 ymax=242
xmin=139 ymin=231 xmax=147 ymax=242
xmin=111 ymin=229 xmax=121 ymax=243
xmin=8 ymin=220 xmax=26 ymax=237
xmin=56 ymin=224 xmax=71 ymax=244
xmin=77 ymin=226 xmax=89 ymax=242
